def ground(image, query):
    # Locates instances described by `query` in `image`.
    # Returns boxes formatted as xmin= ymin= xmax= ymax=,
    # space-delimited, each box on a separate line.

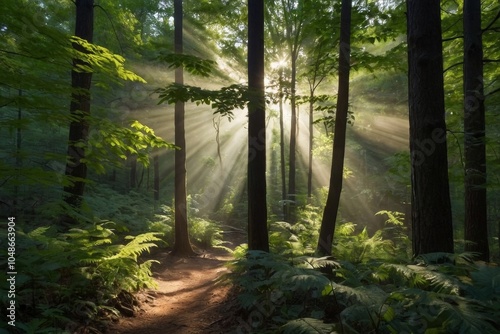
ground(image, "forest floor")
xmin=108 ymin=234 xmax=242 ymax=334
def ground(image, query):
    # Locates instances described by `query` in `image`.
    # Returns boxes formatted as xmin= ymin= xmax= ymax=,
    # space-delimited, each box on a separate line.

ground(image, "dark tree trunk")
xmin=316 ymin=0 xmax=351 ymax=256
xmin=63 ymin=0 xmax=94 ymax=211
xmin=307 ymin=93 xmax=314 ymax=199
xmin=407 ymin=0 xmax=454 ymax=256
xmin=279 ymin=71 xmax=287 ymax=220
xmin=247 ymin=0 xmax=269 ymax=252
xmin=288 ymin=53 xmax=297 ymax=220
xmin=172 ymin=0 xmax=195 ymax=256
xmin=463 ymin=0 xmax=488 ymax=261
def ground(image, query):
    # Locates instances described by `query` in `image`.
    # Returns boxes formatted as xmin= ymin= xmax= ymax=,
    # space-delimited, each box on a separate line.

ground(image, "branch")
xmin=484 ymin=58 xmax=500 ymax=63
xmin=0 ymin=101 xmax=15 ymax=109
xmin=442 ymin=35 xmax=463 ymax=42
xmin=485 ymin=87 xmax=500 ymax=98
xmin=482 ymin=8 xmax=500 ymax=33
xmin=0 ymin=49 xmax=47 ymax=60
xmin=443 ymin=61 xmax=463 ymax=74
xmin=94 ymin=4 xmax=124 ymax=54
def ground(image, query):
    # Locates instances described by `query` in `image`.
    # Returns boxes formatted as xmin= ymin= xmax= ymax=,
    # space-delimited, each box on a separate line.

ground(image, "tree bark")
xmin=463 ymin=0 xmax=489 ymax=261
xmin=407 ymin=0 xmax=454 ymax=256
xmin=307 ymin=93 xmax=314 ymax=199
xmin=283 ymin=0 xmax=305 ymax=222
xmin=288 ymin=52 xmax=297 ymax=217
xmin=279 ymin=71 xmax=287 ymax=220
xmin=247 ymin=0 xmax=269 ymax=252
xmin=63 ymin=0 xmax=94 ymax=211
xmin=172 ymin=0 xmax=195 ymax=256
xmin=316 ymin=0 xmax=351 ymax=256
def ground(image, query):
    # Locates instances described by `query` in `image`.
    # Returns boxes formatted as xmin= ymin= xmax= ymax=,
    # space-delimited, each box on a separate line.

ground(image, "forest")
xmin=1 ymin=0 xmax=500 ymax=333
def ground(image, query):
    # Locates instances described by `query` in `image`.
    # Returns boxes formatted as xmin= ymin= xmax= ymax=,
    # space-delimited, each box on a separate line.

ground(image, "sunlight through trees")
xmin=0 ymin=0 xmax=499 ymax=332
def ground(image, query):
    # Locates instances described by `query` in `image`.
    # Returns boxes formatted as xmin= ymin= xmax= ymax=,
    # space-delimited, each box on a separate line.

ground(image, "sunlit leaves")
xmin=85 ymin=118 xmax=176 ymax=173
xmin=155 ymin=83 xmax=248 ymax=120
xmin=296 ymin=94 xmax=347 ymax=131
xmin=70 ymin=36 xmax=146 ymax=84
xmin=376 ymin=210 xmax=405 ymax=226
xmin=280 ymin=318 xmax=339 ymax=333
xmin=157 ymin=53 xmax=216 ymax=77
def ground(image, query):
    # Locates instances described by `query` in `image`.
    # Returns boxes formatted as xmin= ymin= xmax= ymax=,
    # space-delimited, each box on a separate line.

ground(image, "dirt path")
xmin=109 ymin=245 xmax=239 ymax=334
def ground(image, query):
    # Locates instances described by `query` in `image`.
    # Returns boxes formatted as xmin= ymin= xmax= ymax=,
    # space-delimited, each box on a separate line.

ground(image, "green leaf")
xmin=157 ymin=53 xmax=216 ymax=77
xmin=280 ymin=318 xmax=339 ymax=334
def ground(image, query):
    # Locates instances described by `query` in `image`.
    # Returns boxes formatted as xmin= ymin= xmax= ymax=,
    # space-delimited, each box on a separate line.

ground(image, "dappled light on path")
xmin=110 ymin=249 xmax=236 ymax=334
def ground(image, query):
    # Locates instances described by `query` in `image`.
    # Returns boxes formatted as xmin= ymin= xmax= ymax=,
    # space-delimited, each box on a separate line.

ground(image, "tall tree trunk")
xmin=463 ymin=0 xmax=488 ymax=261
xmin=247 ymin=0 xmax=269 ymax=252
xmin=307 ymin=93 xmax=314 ymax=199
xmin=407 ymin=0 xmax=454 ymax=256
xmin=63 ymin=0 xmax=94 ymax=212
xmin=172 ymin=0 xmax=195 ymax=256
xmin=316 ymin=0 xmax=351 ymax=256
xmin=288 ymin=53 xmax=297 ymax=220
xmin=279 ymin=71 xmax=287 ymax=220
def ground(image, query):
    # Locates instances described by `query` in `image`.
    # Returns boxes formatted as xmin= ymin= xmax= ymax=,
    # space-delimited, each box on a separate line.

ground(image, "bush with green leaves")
xmin=229 ymin=209 xmax=500 ymax=333
xmin=333 ymin=210 xmax=411 ymax=263
xmin=230 ymin=251 xmax=500 ymax=333
xmin=0 ymin=223 xmax=163 ymax=333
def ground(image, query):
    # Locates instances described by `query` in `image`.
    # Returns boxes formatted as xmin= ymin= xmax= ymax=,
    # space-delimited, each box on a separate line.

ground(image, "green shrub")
xmin=0 ymin=223 xmax=163 ymax=333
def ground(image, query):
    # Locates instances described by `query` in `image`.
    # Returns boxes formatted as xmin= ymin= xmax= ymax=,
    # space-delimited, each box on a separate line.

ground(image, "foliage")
xmin=155 ymin=83 xmax=248 ymax=120
xmin=86 ymin=118 xmax=177 ymax=173
xmin=188 ymin=217 xmax=228 ymax=249
xmin=157 ymin=53 xmax=216 ymax=77
xmin=149 ymin=204 xmax=227 ymax=250
xmin=296 ymin=94 xmax=355 ymax=130
xmin=70 ymin=36 xmax=146 ymax=84
xmin=229 ymin=205 xmax=499 ymax=333
xmin=0 ymin=223 xmax=163 ymax=333
xmin=268 ymin=205 xmax=323 ymax=256
xmin=230 ymin=244 xmax=500 ymax=333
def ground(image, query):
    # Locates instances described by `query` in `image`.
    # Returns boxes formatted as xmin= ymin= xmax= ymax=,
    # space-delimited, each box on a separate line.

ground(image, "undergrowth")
xmin=0 ymin=183 xmax=231 ymax=333
xmin=228 ymin=210 xmax=500 ymax=334
xmin=0 ymin=223 xmax=163 ymax=334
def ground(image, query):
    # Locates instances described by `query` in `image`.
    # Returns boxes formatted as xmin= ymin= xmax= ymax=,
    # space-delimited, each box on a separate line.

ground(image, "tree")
xmin=463 ymin=0 xmax=489 ymax=261
xmin=407 ymin=0 xmax=454 ymax=256
xmin=247 ymin=0 xmax=269 ymax=252
xmin=63 ymin=0 xmax=94 ymax=212
xmin=265 ymin=6 xmax=289 ymax=220
xmin=277 ymin=0 xmax=307 ymax=220
xmin=316 ymin=0 xmax=351 ymax=256
xmin=172 ymin=0 xmax=195 ymax=256
xmin=301 ymin=5 xmax=338 ymax=199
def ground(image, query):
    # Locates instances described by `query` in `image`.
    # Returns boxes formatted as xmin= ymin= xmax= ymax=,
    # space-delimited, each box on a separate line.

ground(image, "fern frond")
xmin=273 ymin=267 xmax=330 ymax=292
xmin=336 ymin=222 xmax=356 ymax=236
xmin=294 ymin=256 xmax=341 ymax=270
xmin=375 ymin=210 xmax=405 ymax=226
xmin=279 ymin=318 xmax=339 ymax=334
xmin=106 ymin=232 xmax=162 ymax=260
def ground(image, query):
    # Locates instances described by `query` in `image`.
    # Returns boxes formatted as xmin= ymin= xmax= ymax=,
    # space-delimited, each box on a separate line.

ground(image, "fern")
xmin=279 ymin=318 xmax=339 ymax=334
xmin=466 ymin=264 xmax=500 ymax=300
xmin=106 ymin=232 xmax=162 ymax=261
xmin=387 ymin=288 xmax=500 ymax=334
xmin=4 ymin=223 xmax=163 ymax=333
